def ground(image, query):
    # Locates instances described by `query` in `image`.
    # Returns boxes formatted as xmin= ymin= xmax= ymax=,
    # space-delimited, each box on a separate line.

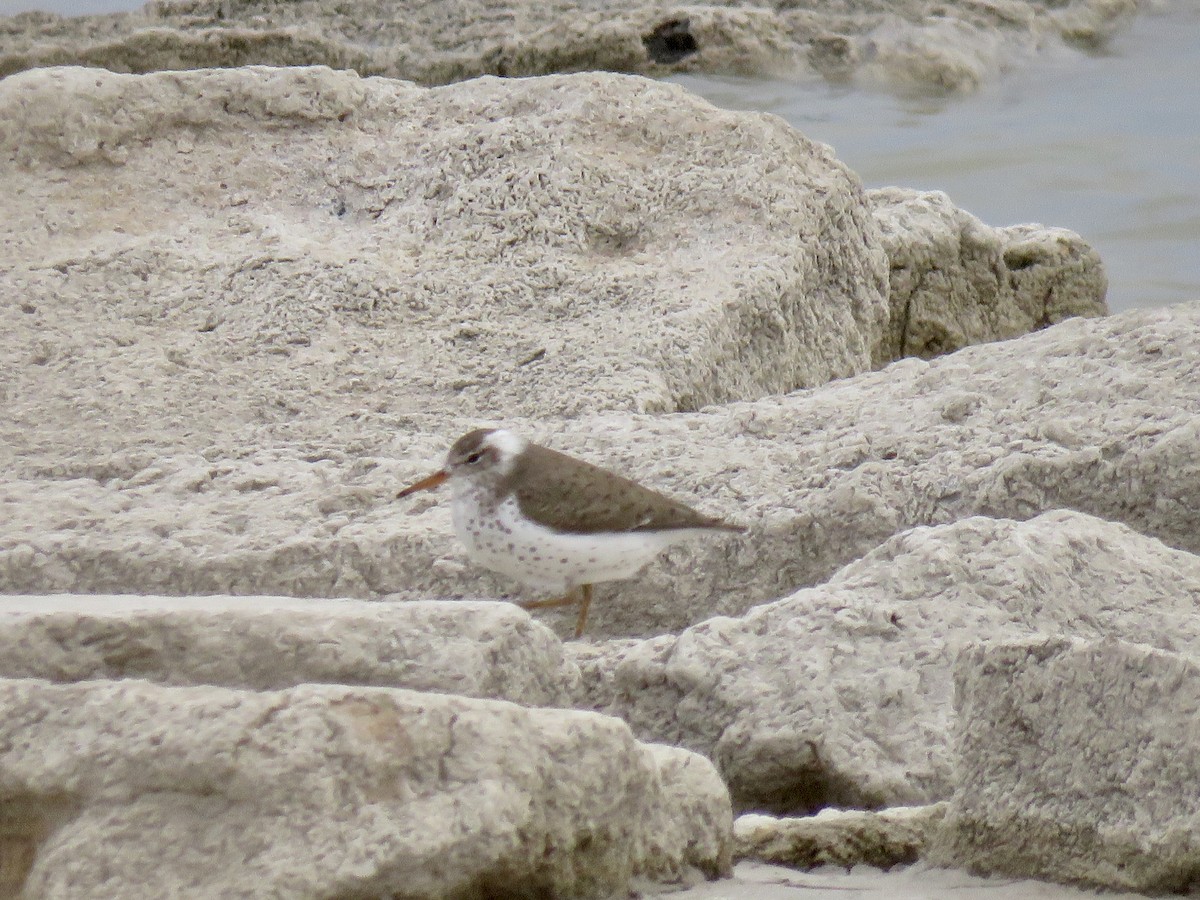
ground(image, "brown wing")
xmin=508 ymin=443 xmax=742 ymax=535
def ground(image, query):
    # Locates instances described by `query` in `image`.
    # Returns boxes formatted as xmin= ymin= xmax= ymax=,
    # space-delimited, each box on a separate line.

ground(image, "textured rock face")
xmin=0 ymin=678 xmax=732 ymax=898
xmin=0 ymin=64 xmax=888 ymax=434
xmin=403 ymin=303 xmax=1193 ymax=638
xmin=570 ymin=511 xmax=1200 ymax=812
xmin=735 ymin=804 xmax=946 ymax=869
xmin=0 ymin=595 xmax=577 ymax=705
xmin=647 ymin=743 xmax=735 ymax=880
xmin=3 ymin=294 xmax=1188 ymax=635
xmin=931 ymin=638 xmax=1200 ymax=894
xmin=0 ymin=64 xmax=1121 ymax=639
xmin=0 ymin=32 xmax=1178 ymax=900
xmin=869 ymin=188 xmax=1107 ymax=362
xmin=0 ymin=0 xmax=1140 ymax=94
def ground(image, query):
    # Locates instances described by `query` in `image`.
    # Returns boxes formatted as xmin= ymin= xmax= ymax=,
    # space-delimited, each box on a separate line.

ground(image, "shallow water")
xmin=3 ymin=0 xmax=1196 ymax=314
xmin=670 ymin=4 xmax=1200 ymax=315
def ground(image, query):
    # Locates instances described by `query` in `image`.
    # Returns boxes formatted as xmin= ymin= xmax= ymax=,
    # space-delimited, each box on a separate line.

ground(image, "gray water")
xmin=670 ymin=4 xmax=1200 ymax=314
xmin=3 ymin=0 xmax=1196 ymax=314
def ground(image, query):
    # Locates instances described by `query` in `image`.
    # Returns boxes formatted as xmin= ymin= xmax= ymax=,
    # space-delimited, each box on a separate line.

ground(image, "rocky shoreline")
xmin=1 ymin=0 xmax=1140 ymax=94
xmin=1 ymin=32 xmax=1196 ymax=900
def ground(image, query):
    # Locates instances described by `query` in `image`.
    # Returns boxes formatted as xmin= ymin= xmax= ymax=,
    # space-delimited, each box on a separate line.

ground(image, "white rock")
xmin=647 ymin=743 xmax=735 ymax=881
xmin=0 ymin=64 xmax=887 ymax=427
xmin=6 ymin=298 xmax=1183 ymax=637
xmin=463 ymin=304 xmax=1200 ymax=637
xmin=573 ymin=510 xmax=1200 ymax=811
xmin=869 ymin=188 xmax=1106 ymax=362
xmin=659 ymin=859 xmax=1150 ymax=899
xmin=0 ymin=678 xmax=732 ymax=898
xmin=0 ymin=64 xmax=1127 ymax=639
xmin=930 ymin=637 xmax=1200 ymax=894
xmin=0 ymin=595 xmax=577 ymax=706
xmin=735 ymin=804 xmax=947 ymax=869
xmin=0 ymin=0 xmax=1141 ymax=94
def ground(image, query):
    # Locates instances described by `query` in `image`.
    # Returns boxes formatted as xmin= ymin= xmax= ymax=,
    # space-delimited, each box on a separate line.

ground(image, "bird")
xmin=396 ymin=428 xmax=743 ymax=638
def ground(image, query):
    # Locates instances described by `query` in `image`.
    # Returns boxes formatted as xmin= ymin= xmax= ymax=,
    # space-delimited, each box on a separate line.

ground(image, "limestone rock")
xmin=0 ymin=595 xmax=577 ymax=706
xmin=445 ymin=304 xmax=1199 ymax=638
xmin=869 ymin=188 xmax=1107 ymax=362
xmin=931 ymin=637 xmax=1200 ymax=894
xmin=665 ymin=859 xmax=1150 ymax=898
xmin=0 ymin=0 xmax=1141 ymax=95
xmin=3 ymin=286 xmax=1195 ymax=635
xmin=0 ymin=63 xmax=1165 ymax=644
xmin=0 ymin=678 xmax=731 ymax=898
xmin=839 ymin=0 xmax=1136 ymax=95
xmin=571 ymin=510 xmax=1200 ymax=811
xmin=0 ymin=64 xmax=887 ymax=434
xmin=648 ymin=743 xmax=735 ymax=880
xmin=735 ymin=804 xmax=946 ymax=869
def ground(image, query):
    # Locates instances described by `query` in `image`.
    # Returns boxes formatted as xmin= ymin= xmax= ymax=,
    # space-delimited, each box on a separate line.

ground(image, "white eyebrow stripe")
xmin=485 ymin=429 xmax=527 ymax=457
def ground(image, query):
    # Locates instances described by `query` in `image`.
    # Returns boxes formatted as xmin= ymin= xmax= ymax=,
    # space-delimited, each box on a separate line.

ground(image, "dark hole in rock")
xmin=732 ymin=767 xmax=885 ymax=817
xmin=1003 ymin=247 xmax=1043 ymax=270
xmin=723 ymin=741 xmax=887 ymax=817
xmin=643 ymin=18 xmax=699 ymax=65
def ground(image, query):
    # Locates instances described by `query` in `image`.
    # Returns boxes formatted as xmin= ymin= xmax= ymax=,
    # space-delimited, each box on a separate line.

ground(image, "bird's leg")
xmin=517 ymin=587 xmax=594 ymax=639
xmin=518 ymin=589 xmax=580 ymax=611
xmin=573 ymin=584 xmax=593 ymax=639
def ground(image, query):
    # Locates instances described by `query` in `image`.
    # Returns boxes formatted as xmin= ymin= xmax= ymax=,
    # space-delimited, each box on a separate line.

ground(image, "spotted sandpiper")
xmin=397 ymin=428 xmax=743 ymax=638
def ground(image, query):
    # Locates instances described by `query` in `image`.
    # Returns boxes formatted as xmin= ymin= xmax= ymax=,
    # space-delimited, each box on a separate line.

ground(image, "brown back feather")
xmin=508 ymin=443 xmax=742 ymax=535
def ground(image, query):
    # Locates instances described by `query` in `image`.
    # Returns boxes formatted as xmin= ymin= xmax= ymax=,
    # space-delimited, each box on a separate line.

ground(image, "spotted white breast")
xmin=450 ymin=482 xmax=687 ymax=594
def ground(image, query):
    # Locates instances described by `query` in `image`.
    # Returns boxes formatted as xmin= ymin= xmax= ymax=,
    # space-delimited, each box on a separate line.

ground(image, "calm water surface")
xmin=671 ymin=4 xmax=1200 ymax=314
xmin=3 ymin=0 xmax=1196 ymax=313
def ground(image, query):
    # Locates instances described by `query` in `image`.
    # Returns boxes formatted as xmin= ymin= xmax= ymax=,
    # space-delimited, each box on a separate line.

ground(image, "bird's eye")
xmin=466 ymin=451 xmax=484 ymax=465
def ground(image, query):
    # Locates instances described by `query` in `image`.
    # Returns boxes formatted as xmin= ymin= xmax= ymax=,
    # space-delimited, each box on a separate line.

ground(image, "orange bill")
xmin=396 ymin=470 xmax=449 ymax=498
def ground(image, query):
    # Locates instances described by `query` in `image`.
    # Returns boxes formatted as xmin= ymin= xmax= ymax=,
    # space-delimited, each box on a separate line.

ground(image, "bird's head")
xmin=396 ymin=428 xmax=526 ymax=498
